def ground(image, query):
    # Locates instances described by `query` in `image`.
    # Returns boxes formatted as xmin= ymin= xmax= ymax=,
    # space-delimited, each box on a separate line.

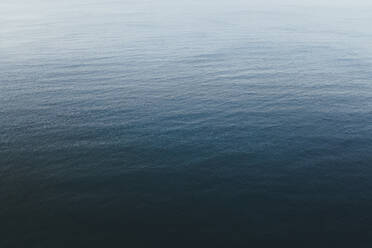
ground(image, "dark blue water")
xmin=1 ymin=0 xmax=372 ymax=247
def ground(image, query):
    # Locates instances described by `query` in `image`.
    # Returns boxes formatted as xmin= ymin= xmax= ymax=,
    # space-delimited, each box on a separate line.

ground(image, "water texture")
xmin=1 ymin=0 xmax=372 ymax=247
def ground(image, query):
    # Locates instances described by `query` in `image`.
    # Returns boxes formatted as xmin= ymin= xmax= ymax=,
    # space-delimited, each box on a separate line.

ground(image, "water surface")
xmin=1 ymin=0 xmax=372 ymax=247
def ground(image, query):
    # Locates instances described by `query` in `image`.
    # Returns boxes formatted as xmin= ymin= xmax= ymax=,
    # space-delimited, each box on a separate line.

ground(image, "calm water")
xmin=1 ymin=0 xmax=372 ymax=247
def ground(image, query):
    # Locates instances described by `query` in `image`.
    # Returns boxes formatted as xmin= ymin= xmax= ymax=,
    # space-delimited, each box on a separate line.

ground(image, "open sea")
xmin=1 ymin=0 xmax=372 ymax=247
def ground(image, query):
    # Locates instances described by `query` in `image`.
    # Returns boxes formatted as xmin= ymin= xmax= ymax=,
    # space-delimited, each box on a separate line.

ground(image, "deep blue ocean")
xmin=1 ymin=0 xmax=372 ymax=247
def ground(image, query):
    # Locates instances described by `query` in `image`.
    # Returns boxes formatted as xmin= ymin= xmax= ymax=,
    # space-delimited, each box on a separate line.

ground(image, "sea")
xmin=1 ymin=0 xmax=372 ymax=247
